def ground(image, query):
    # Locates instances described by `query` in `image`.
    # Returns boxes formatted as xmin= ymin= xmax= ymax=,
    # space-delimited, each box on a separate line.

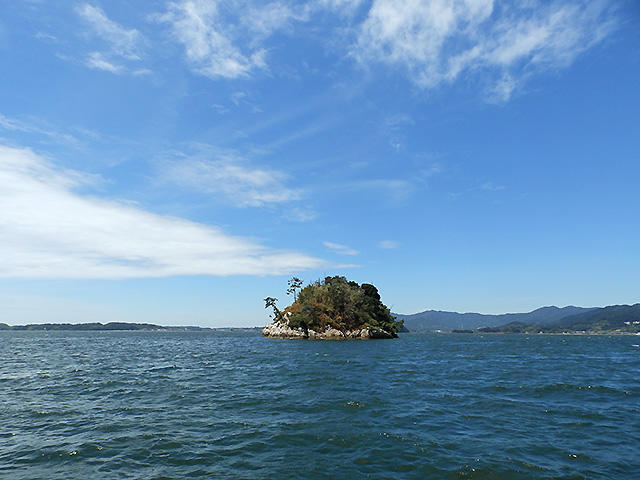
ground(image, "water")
xmin=0 ymin=332 xmax=638 ymax=479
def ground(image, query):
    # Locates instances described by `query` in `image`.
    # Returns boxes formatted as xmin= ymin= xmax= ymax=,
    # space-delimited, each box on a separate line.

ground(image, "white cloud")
xmin=285 ymin=207 xmax=318 ymax=222
xmin=486 ymin=72 xmax=517 ymax=103
xmin=378 ymin=240 xmax=398 ymax=249
xmin=384 ymin=113 xmax=414 ymax=129
xmin=162 ymin=149 xmax=302 ymax=207
xmin=242 ymin=1 xmax=309 ymax=40
xmin=0 ymin=145 xmax=325 ymax=279
xmin=315 ymin=0 xmax=365 ymax=17
xmin=155 ymin=0 xmax=267 ymax=79
xmin=211 ymin=103 xmax=230 ymax=114
xmin=132 ymin=68 xmax=153 ymax=76
xmin=354 ymin=0 xmax=617 ymax=100
xmin=156 ymin=0 xmax=354 ymax=79
xmin=86 ymin=51 xmax=123 ymax=73
xmin=76 ymin=3 xmax=145 ymax=75
xmin=344 ymin=178 xmax=413 ymax=202
xmin=419 ymin=162 xmax=445 ymax=180
xmin=231 ymin=91 xmax=248 ymax=106
xmin=0 ymin=113 xmax=81 ymax=149
xmin=480 ymin=181 xmax=505 ymax=191
xmin=35 ymin=31 xmax=58 ymax=42
xmin=76 ymin=4 xmax=142 ymax=60
xmin=323 ymin=241 xmax=359 ymax=256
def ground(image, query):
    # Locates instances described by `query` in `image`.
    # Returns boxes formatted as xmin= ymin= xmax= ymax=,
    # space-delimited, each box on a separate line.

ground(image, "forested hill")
xmin=552 ymin=304 xmax=640 ymax=331
xmin=478 ymin=304 xmax=640 ymax=333
xmin=394 ymin=306 xmax=595 ymax=332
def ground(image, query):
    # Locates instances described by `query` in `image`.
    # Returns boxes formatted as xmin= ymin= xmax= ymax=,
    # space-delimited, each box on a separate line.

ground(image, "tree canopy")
xmin=269 ymin=276 xmax=401 ymax=335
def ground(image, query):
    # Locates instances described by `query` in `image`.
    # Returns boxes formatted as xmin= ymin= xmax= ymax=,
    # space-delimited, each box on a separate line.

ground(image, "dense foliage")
xmin=269 ymin=276 xmax=401 ymax=334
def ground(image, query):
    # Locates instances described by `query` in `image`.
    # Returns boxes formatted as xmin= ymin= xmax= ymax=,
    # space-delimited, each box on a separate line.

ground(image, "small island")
xmin=262 ymin=276 xmax=402 ymax=339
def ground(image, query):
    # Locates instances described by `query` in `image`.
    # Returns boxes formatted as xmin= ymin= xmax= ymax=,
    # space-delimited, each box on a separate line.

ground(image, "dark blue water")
xmin=0 ymin=332 xmax=638 ymax=479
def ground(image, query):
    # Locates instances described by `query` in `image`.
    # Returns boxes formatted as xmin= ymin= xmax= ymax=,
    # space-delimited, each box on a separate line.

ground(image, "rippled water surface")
xmin=1 ymin=332 xmax=638 ymax=479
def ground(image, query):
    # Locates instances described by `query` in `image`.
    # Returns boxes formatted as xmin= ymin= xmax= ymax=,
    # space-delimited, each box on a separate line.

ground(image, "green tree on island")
xmin=263 ymin=296 xmax=281 ymax=320
xmin=286 ymin=277 xmax=303 ymax=301
xmin=269 ymin=276 xmax=402 ymax=336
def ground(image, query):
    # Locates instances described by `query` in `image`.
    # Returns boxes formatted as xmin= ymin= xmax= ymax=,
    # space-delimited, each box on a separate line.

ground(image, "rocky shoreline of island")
xmin=262 ymin=319 xmax=396 ymax=339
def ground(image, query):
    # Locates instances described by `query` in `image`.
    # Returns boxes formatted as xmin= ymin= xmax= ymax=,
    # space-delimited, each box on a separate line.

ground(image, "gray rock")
xmin=262 ymin=321 xmax=396 ymax=340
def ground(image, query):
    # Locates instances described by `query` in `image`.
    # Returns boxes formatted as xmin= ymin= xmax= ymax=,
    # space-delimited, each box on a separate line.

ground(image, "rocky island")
xmin=262 ymin=276 xmax=402 ymax=339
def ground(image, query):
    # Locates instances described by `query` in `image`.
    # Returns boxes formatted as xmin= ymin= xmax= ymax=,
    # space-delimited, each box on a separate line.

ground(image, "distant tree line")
xmin=0 ymin=323 xmax=211 ymax=331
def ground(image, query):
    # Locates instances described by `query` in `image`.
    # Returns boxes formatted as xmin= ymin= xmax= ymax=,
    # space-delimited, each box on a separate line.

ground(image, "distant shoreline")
xmin=0 ymin=322 xmax=262 ymax=332
xmin=1 ymin=326 xmax=638 ymax=336
xmin=409 ymin=330 xmax=640 ymax=336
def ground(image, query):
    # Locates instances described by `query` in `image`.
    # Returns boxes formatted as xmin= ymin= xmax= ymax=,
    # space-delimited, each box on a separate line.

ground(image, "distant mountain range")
xmin=478 ymin=304 xmax=640 ymax=333
xmin=393 ymin=306 xmax=596 ymax=332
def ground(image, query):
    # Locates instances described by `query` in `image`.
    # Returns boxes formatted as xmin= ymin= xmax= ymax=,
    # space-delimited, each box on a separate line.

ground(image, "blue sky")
xmin=1 ymin=0 xmax=639 ymax=326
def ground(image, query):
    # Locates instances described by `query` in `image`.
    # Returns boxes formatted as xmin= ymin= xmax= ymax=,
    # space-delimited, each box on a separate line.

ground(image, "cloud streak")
xmin=155 ymin=0 xmax=281 ymax=79
xmin=0 ymin=145 xmax=325 ymax=279
xmin=65 ymin=1 xmax=615 ymax=99
xmin=154 ymin=0 xmax=360 ymax=79
xmin=323 ymin=241 xmax=359 ymax=256
xmin=86 ymin=51 xmax=123 ymax=73
xmin=77 ymin=4 xmax=142 ymax=59
xmin=162 ymin=148 xmax=302 ymax=207
xmin=0 ymin=113 xmax=82 ymax=149
xmin=77 ymin=3 xmax=144 ymax=74
xmin=354 ymin=0 xmax=617 ymax=100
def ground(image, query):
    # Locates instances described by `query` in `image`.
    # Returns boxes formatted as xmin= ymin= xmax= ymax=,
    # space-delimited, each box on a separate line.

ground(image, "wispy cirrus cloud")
xmin=86 ymin=51 xmax=122 ymax=73
xmin=0 ymin=113 xmax=82 ymax=149
xmin=284 ymin=207 xmax=318 ymax=223
xmin=242 ymin=1 xmax=309 ymax=40
xmin=378 ymin=240 xmax=398 ymax=249
xmin=480 ymin=181 xmax=505 ymax=191
xmin=343 ymin=178 xmax=414 ymax=202
xmin=353 ymin=0 xmax=618 ymax=101
xmin=76 ymin=3 xmax=144 ymax=74
xmin=318 ymin=0 xmax=365 ymax=16
xmin=154 ymin=0 xmax=307 ymax=79
xmin=323 ymin=241 xmax=359 ymax=256
xmin=0 ymin=144 xmax=325 ymax=279
xmin=77 ymin=4 xmax=142 ymax=59
xmin=68 ymin=1 xmax=616 ymax=96
xmin=154 ymin=0 xmax=262 ymax=79
xmin=154 ymin=0 xmax=368 ymax=80
xmin=161 ymin=147 xmax=302 ymax=207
